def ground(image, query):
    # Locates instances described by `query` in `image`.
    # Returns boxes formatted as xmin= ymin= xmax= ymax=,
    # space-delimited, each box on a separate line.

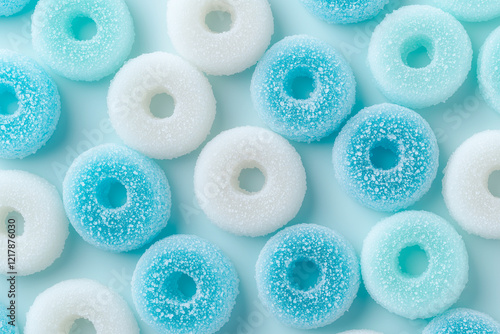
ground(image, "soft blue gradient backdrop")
xmin=1 ymin=0 xmax=500 ymax=333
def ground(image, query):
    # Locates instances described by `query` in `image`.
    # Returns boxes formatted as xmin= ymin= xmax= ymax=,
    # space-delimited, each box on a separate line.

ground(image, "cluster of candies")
xmin=1 ymin=0 xmax=500 ymax=333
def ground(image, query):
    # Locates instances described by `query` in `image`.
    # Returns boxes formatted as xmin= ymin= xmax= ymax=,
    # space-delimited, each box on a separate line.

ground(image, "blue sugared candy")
xmin=362 ymin=211 xmax=469 ymax=319
xmin=251 ymin=35 xmax=356 ymax=142
xmin=256 ymin=224 xmax=360 ymax=329
xmin=479 ymin=27 xmax=500 ymax=114
xmin=63 ymin=144 xmax=171 ymax=252
xmin=423 ymin=308 xmax=500 ymax=333
xmin=132 ymin=235 xmax=239 ymax=334
xmin=0 ymin=304 xmax=16 ymax=333
xmin=299 ymin=0 xmax=388 ymax=24
xmin=332 ymin=103 xmax=438 ymax=212
xmin=0 ymin=0 xmax=29 ymax=16
xmin=32 ymin=0 xmax=135 ymax=81
xmin=0 ymin=50 xmax=60 ymax=159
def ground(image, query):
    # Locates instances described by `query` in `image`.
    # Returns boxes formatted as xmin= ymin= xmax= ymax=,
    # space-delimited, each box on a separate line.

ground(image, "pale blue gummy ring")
xmin=255 ymin=224 xmax=360 ymax=329
xmin=332 ymin=103 xmax=438 ymax=212
xmin=362 ymin=211 xmax=469 ymax=320
xmin=0 ymin=50 xmax=60 ymax=159
xmin=429 ymin=0 xmax=500 ymax=22
xmin=63 ymin=144 xmax=171 ymax=252
xmin=423 ymin=308 xmax=500 ymax=333
xmin=368 ymin=5 xmax=472 ymax=109
xmin=32 ymin=0 xmax=134 ymax=81
xmin=299 ymin=0 xmax=388 ymax=24
xmin=479 ymin=27 xmax=500 ymax=114
xmin=0 ymin=0 xmax=30 ymax=16
xmin=251 ymin=35 xmax=356 ymax=142
xmin=132 ymin=235 xmax=239 ymax=334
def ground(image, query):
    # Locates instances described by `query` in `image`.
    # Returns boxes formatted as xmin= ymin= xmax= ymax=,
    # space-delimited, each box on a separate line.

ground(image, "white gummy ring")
xmin=167 ymin=0 xmax=274 ymax=75
xmin=0 ymin=170 xmax=68 ymax=276
xmin=443 ymin=130 xmax=500 ymax=239
xmin=108 ymin=52 xmax=216 ymax=159
xmin=194 ymin=126 xmax=306 ymax=236
xmin=25 ymin=279 xmax=139 ymax=334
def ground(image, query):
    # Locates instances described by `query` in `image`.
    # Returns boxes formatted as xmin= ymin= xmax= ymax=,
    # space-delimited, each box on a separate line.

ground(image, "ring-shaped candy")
xmin=0 ymin=170 xmax=68 ymax=276
xmin=429 ymin=0 xmax=500 ymax=22
xmin=167 ymin=0 xmax=274 ymax=75
xmin=132 ymin=235 xmax=239 ymax=334
xmin=479 ymin=27 xmax=500 ymax=114
xmin=25 ymin=279 xmax=139 ymax=334
xmin=63 ymin=144 xmax=171 ymax=252
xmin=0 ymin=50 xmax=60 ymax=159
xmin=256 ymin=224 xmax=360 ymax=329
xmin=423 ymin=308 xmax=500 ymax=333
xmin=194 ymin=126 xmax=306 ymax=237
xmin=108 ymin=52 xmax=216 ymax=159
xmin=251 ymin=35 xmax=356 ymax=142
xmin=367 ymin=5 xmax=472 ymax=109
xmin=299 ymin=0 xmax=388 ymax=24
xmin=32 ymin=0 xmax=134 ymax=81
xmin=443 ymin=130 xmax=500 ymax=239
xmin=361 ymin=211 xmax=468 ymax=319
xmin=332 ymin=103 xmax=439 ymax=212
xmin=0 ymin=0 xmax=30 ymax=16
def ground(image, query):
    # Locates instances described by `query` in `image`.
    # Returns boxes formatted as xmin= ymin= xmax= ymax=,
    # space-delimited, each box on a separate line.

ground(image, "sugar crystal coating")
xmin=443 ymin=130 xmax=500 ymax=239
xmin=423 ymin=308 xmax=500 ymax=334
xmin=0 ymin=0 xmax=29 ymax=16
xmin=63 ymin=144 xmax=171 ymax=252
xmin=368 ymin=5 xmax=472 ymax=109
xmin=25 ymin=279 xmax=139 ymax=334
xmin=0 ymin=50 xmax=61 ymax=159
xmin=132 ymin=235 xmax=239 ymax=334
xmin=479 ymin=27 xmax=500 ymax=114
xmin=251 ymin=35 xmax=356 ymax=142
xmin=32 ymin=0 xmax=134 ymax=81
xmin=108 ymin=52 xmax=216 ymax=159
xmin=429 ymin=0 xmax=500 ymax=22
xmin=167 ymin=0 xmax=274 ymax=76
xmin=299 ymin=0 xmax=388 ymax=24
xmin=0 ymin=170 xmax=68 ymax=276
xmin=256 ymin=224 xmax=360 ymax=329
xmin=0 ymin=303 xmax=16 ymax=333
xmin=332 ymin=103 xmax=438 ymax=212
xmin=194 ymin=126 xmax=307 ymax=236
xmin=361 ymin=211 xmax=468 ymax=319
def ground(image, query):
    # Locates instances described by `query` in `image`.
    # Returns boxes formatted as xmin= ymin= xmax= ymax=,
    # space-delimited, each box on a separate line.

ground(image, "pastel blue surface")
xmin=479 ymin=26 xmax=500 ymax=114
xmin=131 ymin=235 xmax=239 ymax=334
xmin=63 ymin=144 xmax=171 ymax=252
xmin=0 ymin=50 xmax=60 ymax=159
xmin=32 ymin=0 xmax=134 ymax=81
xmin=332 ymin=103 xmax=439 ymax=212
xmin=251 ymin=35 xmax=355 ymax=142
xmin=0 ymin=0 xmax=30 ymax=17
xmin=255 ymin=224 xmax=360 ymax=329
xmin=299 ymin=0 xmax=388 ymax=24
xmin=423 ymin=308 xmax=500 ymax=334
xmin=362 ymin=211 xmax=469 ymax=320
xmin=1 ymin=0 xmax=500 ymax=333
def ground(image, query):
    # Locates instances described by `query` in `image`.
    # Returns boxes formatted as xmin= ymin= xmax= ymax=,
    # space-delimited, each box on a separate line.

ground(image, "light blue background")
xmin=1 ymin=0 xmax=500 ymax=333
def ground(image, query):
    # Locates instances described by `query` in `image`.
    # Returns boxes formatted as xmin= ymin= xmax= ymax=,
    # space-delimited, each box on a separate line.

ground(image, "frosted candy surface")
xmin=194 ymin=126 xmax=306 ymax=236
xmin=167 ymin=0 xmax=274 ymax=75
xmin=361 ymin=211 xmax=468 ymax=319
xmin=32 ymin=0 xmax=134 ymax=81
xmin=132 ymin=235 xmax=239 ymax=334
xmin=0 ymin=50 xmax=60 ymax=159
xmin=339 ymin=331 xmax=383 ymax=334
xmin=0 ymin=170 xmax=68 ymax=276
xmin=332 ymin=103 xmax=438 ymax=212
xmin=443 ymin=130 xmax=500 ymax=239
xmin=423 ymin=308 xmax=500 ymax=334
xmin=299 ymin=0 xmax=388 ymax=24
xmin=0 ymin=0 xmax=30 ymax=16
xmin=255 ymin=224 xmax=360 ymax=329
xmin=25 ymin=279 xmax=139 ymax=334
xmin=251 ymin=35 xmax=356 ymax=142
xmin=63 ymin=144 xmax=171 ymax=252
xmin=368 ymin=5 xmax=472 ymax=109
xmin=479 ymin=27 xmax=500 ymax=114
xmin=0 ymin=303 xmax=17 ymax=333
xmin=108 ymin=52 xmax=216 ymax=159
xmin=430 ymin=0 xmax=500 ymax=22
